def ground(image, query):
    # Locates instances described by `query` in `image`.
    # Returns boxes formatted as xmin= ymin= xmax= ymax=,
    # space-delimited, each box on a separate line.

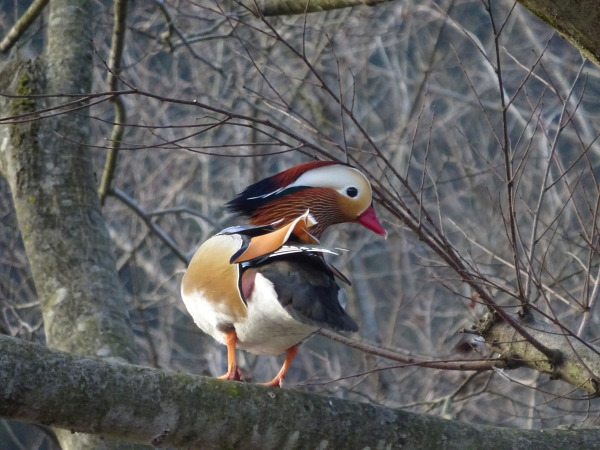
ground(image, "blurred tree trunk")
xmin=0 ymin=0 xmax=142 ymax=448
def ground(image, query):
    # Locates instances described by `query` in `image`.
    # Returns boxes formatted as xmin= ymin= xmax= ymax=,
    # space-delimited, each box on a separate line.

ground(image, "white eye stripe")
xmin=288 ymin=165 xmax=371 ymax=194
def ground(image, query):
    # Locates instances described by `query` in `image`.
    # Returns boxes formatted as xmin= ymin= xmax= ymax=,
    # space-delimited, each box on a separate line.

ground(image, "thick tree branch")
xmin=2 ymin=334 xmax=600 ymax=449
xmin=516 ymin=0 xmax=600 ymax=67
xmin=246 ymin=0 xmax=392 ymax=16
xmin=477 ymin=313 xmax=600 ymax=396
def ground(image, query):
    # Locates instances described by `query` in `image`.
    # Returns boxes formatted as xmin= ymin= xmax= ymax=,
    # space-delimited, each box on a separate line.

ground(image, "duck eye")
xmin=346 ymin=187 xmax=358 ymax=198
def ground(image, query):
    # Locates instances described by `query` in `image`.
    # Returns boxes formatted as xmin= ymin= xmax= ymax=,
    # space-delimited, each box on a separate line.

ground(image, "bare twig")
xmin=318 ymin=329 xmax=505 ymax=372
xmin=108 ymin=188 xmax=189 ymax=264
xmin=98 ymin=0 xmax=129 ymax=203
xmin=485 ymin=1 xmax=528 ymax=309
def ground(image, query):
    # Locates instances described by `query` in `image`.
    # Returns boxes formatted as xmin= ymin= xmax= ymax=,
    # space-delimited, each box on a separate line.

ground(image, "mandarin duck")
xmin=181 ymin=161 xmax=386 ymax=386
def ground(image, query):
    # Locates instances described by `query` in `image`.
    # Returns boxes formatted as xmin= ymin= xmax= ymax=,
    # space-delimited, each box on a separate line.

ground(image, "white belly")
xmin=182 ymin=272 xmax=317 ymax=356
xmin=236 ymin=273 xmax=317 ymax=355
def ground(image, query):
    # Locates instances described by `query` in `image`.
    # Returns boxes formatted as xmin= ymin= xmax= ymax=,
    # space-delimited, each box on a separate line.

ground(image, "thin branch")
xmin=98 ymin=0 xmax=129 ymax=203
xmin=108 ymin=188 xmax=189 ymax=264
xmin=485 ymin=0 xmax=527 ymax=309
xmin=0 ymin=0 xmax=48 ymax=54
xmin=151 ymin=0 xmax=225 ymax=73
xmin=578 ymin=260 xmax=600 ymax=338
xmin=318 ymin=329 xmax=505 ymax=372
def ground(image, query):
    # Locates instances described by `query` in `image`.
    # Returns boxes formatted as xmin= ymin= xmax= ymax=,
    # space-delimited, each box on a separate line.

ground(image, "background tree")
xmin=0 ymin=0 xmax=141 ymax=448
xmin=1 ymin=0 xmax=600 ymax=448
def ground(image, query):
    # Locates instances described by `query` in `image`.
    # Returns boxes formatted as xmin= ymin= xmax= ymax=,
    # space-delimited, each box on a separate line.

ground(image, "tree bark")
xmin=515 ymin=0 xmax=600 ymax=67
xmin=477 ymin=313 xmax=600 ymax=396
xmin=0 ymin=0 xmax=141 ymax=448
xmin=2 ymin=334 xmax=600 ymax=449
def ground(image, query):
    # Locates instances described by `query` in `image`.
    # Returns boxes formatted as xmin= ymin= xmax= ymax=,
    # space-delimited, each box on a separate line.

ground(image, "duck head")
xmin=226 ymin=161 xmax=387 ymax=239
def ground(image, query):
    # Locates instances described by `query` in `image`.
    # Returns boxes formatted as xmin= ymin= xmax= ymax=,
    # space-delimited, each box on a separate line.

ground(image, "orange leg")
xmin=217 ymin=330 xmax=243 ymax=381
xmin=261 ymin=345 xmax=299 ymax=387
